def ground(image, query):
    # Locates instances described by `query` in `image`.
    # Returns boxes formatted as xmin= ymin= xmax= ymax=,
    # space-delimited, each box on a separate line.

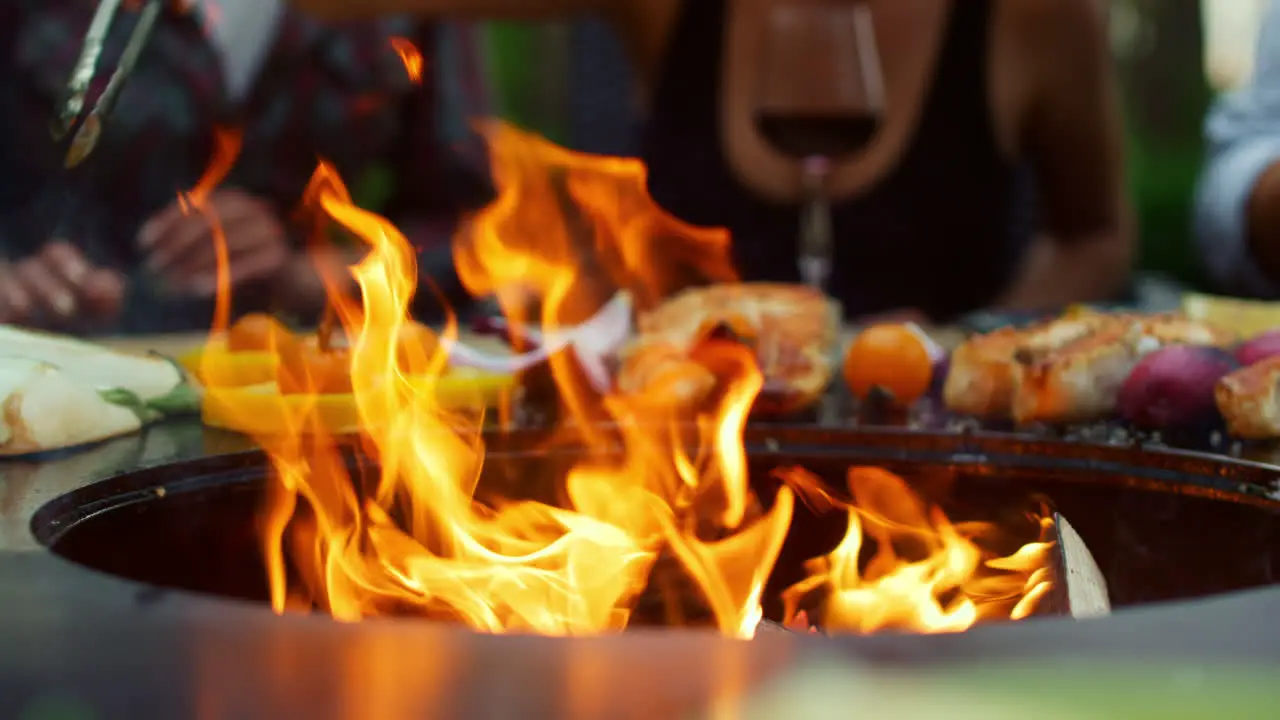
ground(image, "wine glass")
xmin=754 ymin=1 xmax=886 ymax=290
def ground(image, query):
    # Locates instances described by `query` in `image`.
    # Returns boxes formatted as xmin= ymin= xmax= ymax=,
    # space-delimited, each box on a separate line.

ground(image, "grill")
xmin=32 ymin=426 xmax=1280 ymax=623
xmin=1 ymin=420 xmax=1278 ymax=717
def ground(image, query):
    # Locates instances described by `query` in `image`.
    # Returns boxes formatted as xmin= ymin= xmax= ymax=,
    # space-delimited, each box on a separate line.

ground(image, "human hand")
xmin=0 ymin=242 xmax=126 ymax=326
xmin=138 ymin=189 xmax=292 ymax=298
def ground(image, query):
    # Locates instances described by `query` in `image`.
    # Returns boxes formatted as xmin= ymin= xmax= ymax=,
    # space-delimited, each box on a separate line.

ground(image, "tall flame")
xmin=179 ymin=127 xmax=242 ymax=335
xmin=453 ymin=120 xmax=737 ymax=327
xmin=198 ymin=120 xmax=1053 ymax=636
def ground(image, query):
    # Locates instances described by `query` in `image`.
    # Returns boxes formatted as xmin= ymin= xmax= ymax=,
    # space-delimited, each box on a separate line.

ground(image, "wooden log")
xmin=1036 ymin=512 xmax=1111 ymax=619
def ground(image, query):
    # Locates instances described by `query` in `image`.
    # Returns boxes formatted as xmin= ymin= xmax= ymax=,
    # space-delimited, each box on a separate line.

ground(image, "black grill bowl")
xmin=30 ymin=427 xmax=1280 ymax=621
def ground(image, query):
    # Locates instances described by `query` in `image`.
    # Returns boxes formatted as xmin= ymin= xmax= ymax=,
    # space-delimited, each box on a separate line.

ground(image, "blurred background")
xmin=426 ymin=0 xmax=1266 ymax=293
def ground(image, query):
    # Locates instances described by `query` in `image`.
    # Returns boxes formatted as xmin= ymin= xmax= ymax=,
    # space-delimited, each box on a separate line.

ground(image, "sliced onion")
xmin=446 ymin=293 xmax=633 ymax=392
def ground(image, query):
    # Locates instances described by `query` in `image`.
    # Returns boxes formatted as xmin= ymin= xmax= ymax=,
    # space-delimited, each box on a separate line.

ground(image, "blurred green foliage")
xmin=1115 ymin=0 xmax=1215 ymax=290
xmin=744 ymin=661 xmax=1280 ymax=719
xmin=1125 ymin=114 xmax=1210 ymax=290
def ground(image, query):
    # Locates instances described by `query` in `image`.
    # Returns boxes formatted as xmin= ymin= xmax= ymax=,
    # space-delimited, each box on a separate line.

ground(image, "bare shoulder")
xmin=1000 ymin=0 xmax=1109 ymax=66
xmin=988 ymin=0 xmax=1112 ymax=155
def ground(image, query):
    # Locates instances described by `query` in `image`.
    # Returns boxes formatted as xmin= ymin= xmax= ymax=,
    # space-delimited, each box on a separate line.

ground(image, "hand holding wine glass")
xmin=754 ymin=1 xmax=886 ymax=290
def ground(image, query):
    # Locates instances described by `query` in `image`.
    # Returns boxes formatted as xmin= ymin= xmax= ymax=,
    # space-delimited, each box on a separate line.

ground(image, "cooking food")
xmin=945 ymin=312 xmax=1233 ymax=425
xmin=1182 ymin=292 xmax=1280 ymax=339
xmin=1116 ymin=346 xmax=1238 ymax=430
xmin=843 ymin=323 xmax=941 ymax=406
xmin=1235 ymin=330 xmax=1280 ymax=367
xmin=945 ymin=314 xmax=1107 ymax=419
xmin=1216 ymin=356 xmax=1280 ymax=439
xmin=182 ymin=313 xmax=291 ymax=389
xmin=187 ymin=313 xmax=443 ymax=394
xmin=225 ymin=313 xmax=297 ymax=354
xmin=616 ymin=283 xmax=841 ymax=411
xmin=189 ymin=313 xmax=514 ymax=434
xmin=0 ymin=325 xmax=195 ymax=455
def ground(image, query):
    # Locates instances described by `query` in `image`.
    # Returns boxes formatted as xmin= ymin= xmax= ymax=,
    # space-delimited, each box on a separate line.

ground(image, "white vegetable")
xmin=0 ymin=325 xmax=189 ymax=455
xmin=0 ymin=325 xmax=182 ymax=399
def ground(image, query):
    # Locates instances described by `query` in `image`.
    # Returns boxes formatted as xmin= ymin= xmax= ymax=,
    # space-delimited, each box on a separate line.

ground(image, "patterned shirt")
xmin=1195 ymin=0 xmax=1280 ymax=297
xmin=0 ymin=0 xmax=491 ymax=333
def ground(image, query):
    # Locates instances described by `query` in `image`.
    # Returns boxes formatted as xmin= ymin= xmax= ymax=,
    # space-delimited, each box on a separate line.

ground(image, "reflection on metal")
xmin=63 ymin=0 xmax=165 ymax=169
xmin=52 ymin=0 xmax=125 ymax=141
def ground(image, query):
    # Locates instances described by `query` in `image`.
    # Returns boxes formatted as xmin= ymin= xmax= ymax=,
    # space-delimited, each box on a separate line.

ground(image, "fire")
xmin=453 ymin=121 xmax=737 ymax=327
xmin=780 ymin=468 xmax=1055 ymax=633
xmin=389 ymin=37 xmax=424 ymax=84
xmin=180 ymin=127 xmax=242 ymax=335
xmin=196 ymin=120 xmax=1054 ymax=636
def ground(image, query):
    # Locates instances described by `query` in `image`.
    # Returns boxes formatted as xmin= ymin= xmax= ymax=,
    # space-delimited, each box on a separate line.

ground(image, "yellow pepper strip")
xmin=1183 ymin=293 xmax=1280 ymax=339
xmin=180 ymin=342 xmax=277 ymax=389
xmin=201 ymin=368 xmax=518 ymax=435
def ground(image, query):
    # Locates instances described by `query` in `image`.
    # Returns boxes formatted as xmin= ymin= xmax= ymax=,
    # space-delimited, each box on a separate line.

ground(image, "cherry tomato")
xmin=843 ymin=323 xmax=936 ymax=405
xmin=278 ymin=343 xmax=353 ymax=395
xmin=226 ymin=313 xmax=298 ymax=354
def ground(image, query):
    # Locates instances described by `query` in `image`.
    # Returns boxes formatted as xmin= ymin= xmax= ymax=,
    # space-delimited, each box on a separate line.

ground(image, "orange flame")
xmin=389 ymin=37 xmax=424 ymax=84
xmin=453 ymin=120 xmax=736 ymax=326
xmin=178 ymin=127 xmax=242 ymax=336
xmin=199 ymin=120 xmax=1054 ymax=637
xmin=452 ymin=120 xmax=738 ymax=446
xmin=780 ymin=467 xmax=1055 ymax=633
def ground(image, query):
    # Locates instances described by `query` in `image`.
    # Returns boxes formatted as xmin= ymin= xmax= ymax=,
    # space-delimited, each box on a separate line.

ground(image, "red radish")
xmin=1117 ymin=346 xmax=1238 ymax=429
xmin=1236 ymin=330 xmax=1280 ymax=366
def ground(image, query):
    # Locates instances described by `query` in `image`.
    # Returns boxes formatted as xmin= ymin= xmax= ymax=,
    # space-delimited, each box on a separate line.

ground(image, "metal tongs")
xmin=50 ymin=0 xmax=169 ymax=169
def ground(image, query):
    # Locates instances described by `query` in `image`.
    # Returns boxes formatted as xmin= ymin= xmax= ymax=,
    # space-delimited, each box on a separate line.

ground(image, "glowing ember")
xmin=197 ymin=120 xmax=1054 ymax=637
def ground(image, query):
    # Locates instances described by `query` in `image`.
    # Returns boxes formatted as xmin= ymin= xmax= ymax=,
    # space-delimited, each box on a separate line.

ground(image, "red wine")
xmin=754 ymin=112 xmax=881 ymax=159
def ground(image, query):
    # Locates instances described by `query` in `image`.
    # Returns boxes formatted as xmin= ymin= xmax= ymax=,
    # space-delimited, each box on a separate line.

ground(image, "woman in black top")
xmin=289 ymin=0 xmax=1133 ymax=323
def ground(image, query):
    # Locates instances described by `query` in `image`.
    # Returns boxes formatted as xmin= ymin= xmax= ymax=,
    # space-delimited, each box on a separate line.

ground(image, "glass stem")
xmin=799 ymin=156 xmax=832 ymax=290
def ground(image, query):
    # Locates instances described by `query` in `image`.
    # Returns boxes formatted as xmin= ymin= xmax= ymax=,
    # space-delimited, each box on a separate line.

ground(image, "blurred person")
xmin=286 ymin=0 xmax=1132 ymax=324
xmin=1195 ymin=0 xmax=1280 ymax=298
xmin=0 ymin=0 xmax=489 ymax=333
